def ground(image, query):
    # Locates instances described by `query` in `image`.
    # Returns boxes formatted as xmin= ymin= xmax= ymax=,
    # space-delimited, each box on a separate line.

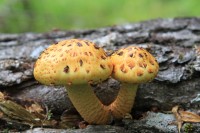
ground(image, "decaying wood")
xmin=0 ymin=17 xmax=200 ymax=132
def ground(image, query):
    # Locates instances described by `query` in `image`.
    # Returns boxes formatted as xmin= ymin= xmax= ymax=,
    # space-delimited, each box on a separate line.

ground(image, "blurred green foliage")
xmin=0 ymin=0 xmax=199 ymax=33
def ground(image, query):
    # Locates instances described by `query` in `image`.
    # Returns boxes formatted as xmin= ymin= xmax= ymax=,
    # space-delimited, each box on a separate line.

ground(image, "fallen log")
xmin=0 ymin=17 xmax=200 ymax=132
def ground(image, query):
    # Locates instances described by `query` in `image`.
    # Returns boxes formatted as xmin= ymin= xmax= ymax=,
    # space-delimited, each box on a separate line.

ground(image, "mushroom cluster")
xmin=33 ymin=39 xmax=159 ymax=125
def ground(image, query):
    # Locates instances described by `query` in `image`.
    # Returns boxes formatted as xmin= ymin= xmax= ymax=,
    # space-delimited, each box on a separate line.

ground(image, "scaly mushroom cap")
xmin=111 ymin=46 xmax=159 ymax=83
xmin=34 ymin=39 xmax=113 ymax=85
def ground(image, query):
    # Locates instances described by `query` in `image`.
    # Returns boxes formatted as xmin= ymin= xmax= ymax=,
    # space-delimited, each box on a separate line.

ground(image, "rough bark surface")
xmin=0 ymin=17 xmax=200 ymax=132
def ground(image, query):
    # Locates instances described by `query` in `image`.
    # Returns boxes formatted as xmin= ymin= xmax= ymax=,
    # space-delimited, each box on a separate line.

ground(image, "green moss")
xmin=184 ymin=123 xmax=194 ymax=133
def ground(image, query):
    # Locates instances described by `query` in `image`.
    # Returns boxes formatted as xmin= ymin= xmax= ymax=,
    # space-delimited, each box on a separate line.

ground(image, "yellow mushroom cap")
xmin=34 ymin=39 xmax=113 ymax=85
xmin=111 ymin=46 xmax=159 ymax=84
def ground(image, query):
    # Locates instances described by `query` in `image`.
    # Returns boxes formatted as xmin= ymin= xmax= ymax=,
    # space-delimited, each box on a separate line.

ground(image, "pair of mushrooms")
xmin=34 ymin=39 xmax=159 ymax=124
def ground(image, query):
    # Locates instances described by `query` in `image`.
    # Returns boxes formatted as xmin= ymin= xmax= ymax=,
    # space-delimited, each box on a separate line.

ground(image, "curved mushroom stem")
xmin=66 ymin=84 xmax=111 ymax=124
xmin=109 ymin=83 xmax=138 ymax=119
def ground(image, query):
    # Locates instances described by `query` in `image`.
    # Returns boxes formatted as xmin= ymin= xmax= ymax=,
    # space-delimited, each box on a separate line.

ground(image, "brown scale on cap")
xmin=128 ymin=63 xmax=135 ymax=69
xmin=137 ymin=70 xmax=144 ymax=76
xmin=77 ymin=42 xmax=83 ymax=47
xmin=74 ymin=67 xmax=78 ymax=72
xmin=79 ymin=59 xmax=83 ymax=66
xmin=111 ymin=46 xmax=159 ymax=84
xmin=64 ymin=66 xmax=69 ymax=73
xmin=138 ymin=53 xmax=144 ymax=58
xmin=129 ymin=53 xmax=134 ymax=57
xmin=67 ymin=44 xmax=72 ymax=47
xmin=100 ymin=64 xmax=106 ymax=69
xmin=117 ymin=51 xmax=123 ymax=56
xmin=34 ymin=39 xmax=113 ymax=85
xmin=84 ymin=41 xmax=90 ymax=46
xmin=84 ymin=52 xmax=89 ymax=56
xmin=101 ymin=55 xmax=106 ymax=60
xmin=89 ymin=52 xmax=93 ymax=56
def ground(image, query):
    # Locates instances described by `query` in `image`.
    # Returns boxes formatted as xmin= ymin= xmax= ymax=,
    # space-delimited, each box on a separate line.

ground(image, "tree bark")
xmin=0 ymin=17 xmax=200 ymax=132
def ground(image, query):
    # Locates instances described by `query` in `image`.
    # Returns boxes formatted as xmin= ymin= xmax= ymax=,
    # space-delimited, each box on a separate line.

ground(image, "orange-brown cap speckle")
xmin=33 ymin=39 xmax=113 ymax=85
xmin=111 ymin=46 xmax=159 ymax=84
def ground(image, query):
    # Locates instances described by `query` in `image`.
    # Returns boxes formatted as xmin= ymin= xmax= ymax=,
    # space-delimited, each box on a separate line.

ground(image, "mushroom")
xmin=33 ymin=39 xmax=113 ymax=124
xmin=109 ymin=46 xmax=159 ymax=119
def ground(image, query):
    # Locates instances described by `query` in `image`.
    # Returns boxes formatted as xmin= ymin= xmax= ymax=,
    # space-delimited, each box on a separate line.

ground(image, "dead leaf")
xmin=172 ymin=106 xmax=183 ymax=133
xmin=0 ymin=92 xmax=5 ymax=100
xmin=0 ymin=91 xmax=54 ymax=128
xmin=0 ymin=100 xmax=41 ymax=126
xmin=172 ymin=105 xmax=200 ymax=133
xmin=0 ymin=111 xmax=3 ymax=118
xmin=179 ymin=110 xmax=200 ymax=123
xmin=25 ymin=103 xmax=44 ymax=114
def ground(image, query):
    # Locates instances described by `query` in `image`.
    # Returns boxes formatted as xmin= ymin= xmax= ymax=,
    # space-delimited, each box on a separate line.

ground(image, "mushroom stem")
xmin=66 ymin=84 xmax=111 ymax=124
xmin=110 ymin=83 xmax=138 ymax=119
